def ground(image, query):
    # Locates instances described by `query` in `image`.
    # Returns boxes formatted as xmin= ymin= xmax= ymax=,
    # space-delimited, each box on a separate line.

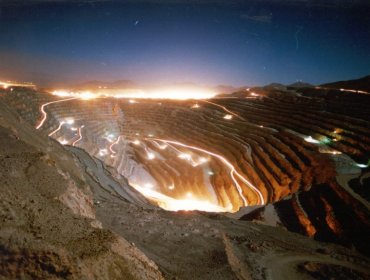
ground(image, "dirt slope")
xmin=0 ymin=100 xmax=163 ymax=279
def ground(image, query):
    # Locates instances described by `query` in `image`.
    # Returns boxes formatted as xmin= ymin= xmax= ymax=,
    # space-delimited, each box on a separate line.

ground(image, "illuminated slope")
xmin=2 ymin=86 xmax=369 ymax=215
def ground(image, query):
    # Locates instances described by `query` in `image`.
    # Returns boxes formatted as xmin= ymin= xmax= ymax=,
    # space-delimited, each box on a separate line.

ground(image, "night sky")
xmin=0 ymin=0 xmax=369 ymax=87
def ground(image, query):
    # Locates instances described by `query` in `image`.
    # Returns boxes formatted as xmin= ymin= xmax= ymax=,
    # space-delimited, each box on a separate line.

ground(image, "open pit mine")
xmin=1 ymin=78 xmax=370 ymax=279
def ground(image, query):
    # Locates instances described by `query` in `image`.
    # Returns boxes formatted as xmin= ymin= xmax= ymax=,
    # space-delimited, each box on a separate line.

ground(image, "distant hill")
xmin=72 ymin=80 xmax=137 ymax=90
xmin=321 ymin=75 xmax=370 ymax=92
xmin=288 ymin=81 xmax=314 ymax=88
xmin=213 ymin=85 xmax=238 ymax=94
xmin=263 ymin=83 xmax=287 ymax=90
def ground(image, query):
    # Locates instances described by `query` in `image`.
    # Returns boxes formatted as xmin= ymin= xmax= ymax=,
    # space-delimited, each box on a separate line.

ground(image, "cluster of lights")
xmin=52 ymin=90 xmax=97 ymax=100
xmin=0 ymin=80 xmax=35 ymax=89
xmin=51 ymin=87 xmax=216 ymax=100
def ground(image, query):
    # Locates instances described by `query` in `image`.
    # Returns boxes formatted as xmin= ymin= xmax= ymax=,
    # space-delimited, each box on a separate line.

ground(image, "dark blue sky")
xmin=0 ymin=0 xmax=369 ymax=86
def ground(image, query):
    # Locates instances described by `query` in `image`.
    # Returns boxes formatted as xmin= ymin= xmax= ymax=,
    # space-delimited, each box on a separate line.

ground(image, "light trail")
xmin=161 ymin=141 xmax=208 ymax=167
xmin=109 ymin=135 xmax=122 ymax=154
xmin=36 ymin=97 xmax=78 ymax=129
xmin=201 ymin=100 xmax=245 ymax=120
xmin=340 ymin=88 xmax=369 ymax=94
xmin=315 ymin=86 xmax=369 ymax=95
xmin=72 ymin=126 xmax=84 ymax=146
xmin=150 ymin=139 xmax=168 ymax=150
xmin=48 ymin=121 xmax=65 ymax=137
xmin=148 ymin=138 xmax=265 ymax=206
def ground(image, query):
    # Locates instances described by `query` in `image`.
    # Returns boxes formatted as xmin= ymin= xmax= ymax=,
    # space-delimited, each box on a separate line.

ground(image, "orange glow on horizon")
xmin=50 ymin=87 xmax=217 ymax=100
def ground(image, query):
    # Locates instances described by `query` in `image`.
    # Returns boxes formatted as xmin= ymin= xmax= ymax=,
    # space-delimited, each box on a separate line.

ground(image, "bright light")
xmin=178 ymin=153 xmax=192 ymax=160
xmin=133 ymin=140 xmax=140 ymax=145
xmin=356 ymin=163 xmax=369 ymax=168
xmin=52 ymin=90 xmax=99 ymax=100
xmin=50 ymin=86 xmax=217 ymax=100
xmin=144 ymin=183 xmax=154 ymax=189
xmin=66 ymin=118 xmax=74 ymax=125
xmin=52 ymin=90 xmax=71 ymax=97
xmin=304 ymin=136 xmax=320 ymax=144
xmin=168 ymin=185 xmax=175 ymax=190
xmin=224 ymin=114 xmax=233 ymax=120
xmin=59 ymin=139 xmax=68 ymax=145
xmin=98 ymin=148 xmax=108 ymax=156
xmin=192 ymin=104 xmax=200 ymax=109
xmin=147 ymin=152 xmax=156 ymax=160
xmin=129 ymin=99 xmax=137 ymax=104
xmin=198 ymin=157 xmax=208 ymax=163
xmin=79 ymin=91 xmax=95 ymax=100
xmin=131 ymin=184 xmax=232 ymax=212
xmin=158 ymin=198 xmax=233 ymax=212
xmin=0 ymin=81 xmax=35 ymax=89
